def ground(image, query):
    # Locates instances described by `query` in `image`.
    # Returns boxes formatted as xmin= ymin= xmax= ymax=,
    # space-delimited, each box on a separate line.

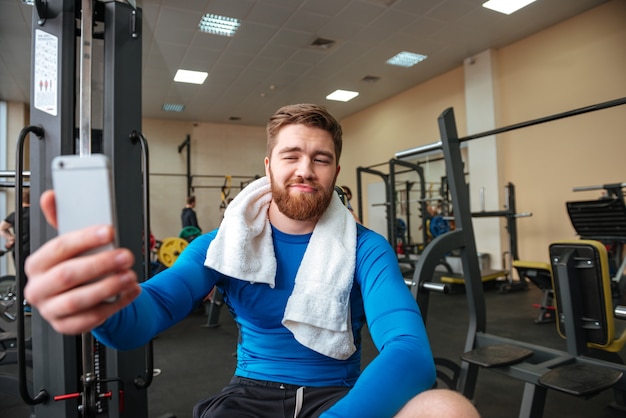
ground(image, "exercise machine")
xmin=399 ymin=96 xmax=626 ymax=416
xmin=14 ymin=1 xmax=159 ymax=417
xmin=566 ymin=182 xmax=626 ymax=300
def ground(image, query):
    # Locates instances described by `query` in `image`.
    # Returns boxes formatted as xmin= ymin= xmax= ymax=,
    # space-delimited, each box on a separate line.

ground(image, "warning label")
xmin=34 ymin=29 xmax=58 ymax=116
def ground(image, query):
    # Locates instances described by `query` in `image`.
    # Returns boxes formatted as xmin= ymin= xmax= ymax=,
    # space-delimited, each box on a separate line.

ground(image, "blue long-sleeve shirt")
xmin=93 ymin=223 xmax=436 ymax=417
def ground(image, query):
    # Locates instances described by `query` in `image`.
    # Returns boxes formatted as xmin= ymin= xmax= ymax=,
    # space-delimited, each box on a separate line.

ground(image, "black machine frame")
xmin=13 ymin=1 xmax=152 ymax=417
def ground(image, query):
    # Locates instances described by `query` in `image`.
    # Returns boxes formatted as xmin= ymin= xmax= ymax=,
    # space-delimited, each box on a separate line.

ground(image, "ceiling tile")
xmin=204 ymin=0 xmax=255 ymax=19
xmin=158 ymin=6 xmax=202 ymax=28
xmin=247 ymin=2 xmax=294 ymax=26
xmin=335 ymin=1 xmax=386 ymax=25
xmin=284 ymin=10 xmax=331 ymax=33
xmin=235 ymin=22 xmax=279 ymax=43
xmin=302 ymin=0 xmax=352 ymax=16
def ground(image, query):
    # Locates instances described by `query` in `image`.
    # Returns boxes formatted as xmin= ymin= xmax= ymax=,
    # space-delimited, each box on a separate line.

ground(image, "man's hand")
xmin=23 ymin=190 xmax=141 ymax=334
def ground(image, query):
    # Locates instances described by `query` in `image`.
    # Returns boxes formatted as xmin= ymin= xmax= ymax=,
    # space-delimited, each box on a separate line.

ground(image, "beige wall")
xmin=495 ymin=0 xmax=626 ymax=263
xmin=144 ymin=118 xmax=266 ymax=240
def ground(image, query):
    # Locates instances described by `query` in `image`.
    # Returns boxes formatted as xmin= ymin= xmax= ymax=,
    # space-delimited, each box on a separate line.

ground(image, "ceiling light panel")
xmin=482 ymin=0 xmax=537 ymax=15
xmin=199 ymin=14 xmax=241 ymax=37
xmin=174 ymin=69 xmax=208 ymax=84
xmin=162 ymin=104 xmax=185 ymax=112
xmin=386 ymin=51 xmax=428 ymax=68
xmin=326 ymin=90 xmax=359 ymax=102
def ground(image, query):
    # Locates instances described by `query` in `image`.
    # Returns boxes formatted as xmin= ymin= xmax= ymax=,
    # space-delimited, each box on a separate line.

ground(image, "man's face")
xmin=265 ymin=124 xmax=340 ymax=221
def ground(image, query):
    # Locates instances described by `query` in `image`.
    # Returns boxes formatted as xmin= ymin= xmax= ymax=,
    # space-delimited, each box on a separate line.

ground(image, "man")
xmin=181 ymin=195 xmax=200 ymax=230
xmin=1 ymin=189 xmax=32 ymax=312
xmin=24 ymin=104 xmax=479 ymax=417
xmin=0 ymin=188 xmax=31 ymax=266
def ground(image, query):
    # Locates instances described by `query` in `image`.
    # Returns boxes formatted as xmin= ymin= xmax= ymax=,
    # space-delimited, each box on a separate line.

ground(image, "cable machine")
xmin=16 ymin=1 xmax=151 ymax=417
xmin=356 ymin=159 xmax=427 ymax=254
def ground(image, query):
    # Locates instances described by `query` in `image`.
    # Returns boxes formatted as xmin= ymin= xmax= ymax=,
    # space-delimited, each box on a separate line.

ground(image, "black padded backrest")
xmin=549 ymin=241 xmax=613 ymax=347
xmin=566 ymin=198 xmax=626 ymax=241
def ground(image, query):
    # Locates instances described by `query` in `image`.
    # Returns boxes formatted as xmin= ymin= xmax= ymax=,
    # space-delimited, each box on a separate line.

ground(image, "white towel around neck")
xmin=204 ymin=176 xmax=357 ymax=360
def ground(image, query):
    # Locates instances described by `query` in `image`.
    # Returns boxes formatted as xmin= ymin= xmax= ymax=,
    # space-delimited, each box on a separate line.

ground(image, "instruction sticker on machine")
xmin=34 ymin=29 xmax=58 ymax=116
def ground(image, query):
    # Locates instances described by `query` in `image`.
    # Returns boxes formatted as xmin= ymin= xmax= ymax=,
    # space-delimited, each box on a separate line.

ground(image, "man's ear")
xmin=264 ymin=157 xmax=270 ymax=177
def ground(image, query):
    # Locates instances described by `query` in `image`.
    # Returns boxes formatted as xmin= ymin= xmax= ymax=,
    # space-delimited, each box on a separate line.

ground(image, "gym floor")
xmin=149 ymin=282 xmax=626 ymax=418
xmin=2 ymin=283 xmax=625 ymax=417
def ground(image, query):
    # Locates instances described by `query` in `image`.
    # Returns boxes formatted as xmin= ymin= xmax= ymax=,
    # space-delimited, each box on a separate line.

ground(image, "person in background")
xmin=181 ymin=195 xmax=200 ymax=230
xmin=340 ymin=185 xmax=361 ymax=224
xmin=24 ymin=104 xmax=479 ymax=418
xmin=0 ymin=188 xmax=31 ymax=312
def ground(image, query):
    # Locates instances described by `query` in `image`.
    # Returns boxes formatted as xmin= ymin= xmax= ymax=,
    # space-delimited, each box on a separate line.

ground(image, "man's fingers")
xmin=37 ymin=278 xmax=141 ymax=335
xmin=25 ymin=224 xmax=119 ymax=276
xmin=40 ymin=190 xmax=58 ymax=229
xmin=25 ymin=246 xmax=134 ymax=303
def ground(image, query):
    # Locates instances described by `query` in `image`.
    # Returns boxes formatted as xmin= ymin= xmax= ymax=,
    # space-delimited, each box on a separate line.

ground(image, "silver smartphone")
xmin=51 ymin=154 xmax=119 ymax=301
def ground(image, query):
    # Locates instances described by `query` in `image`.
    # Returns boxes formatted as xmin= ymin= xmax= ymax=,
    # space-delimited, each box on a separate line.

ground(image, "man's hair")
xmin=266 ymin=104 xmax=343 ymax=165
xmin=186 ymin=195 xmax=195 ymax=205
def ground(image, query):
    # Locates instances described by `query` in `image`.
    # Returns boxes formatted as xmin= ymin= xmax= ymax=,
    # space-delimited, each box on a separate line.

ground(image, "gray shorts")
xmin=193 ymin=376 xmax=350 ymax=418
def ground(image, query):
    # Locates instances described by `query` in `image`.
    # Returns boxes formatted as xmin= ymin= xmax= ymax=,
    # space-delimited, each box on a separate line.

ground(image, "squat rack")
xmin=356 ymin=159 xmax=428 ymax=253
xmin=175 ymin=134 xmax=259 ymax=197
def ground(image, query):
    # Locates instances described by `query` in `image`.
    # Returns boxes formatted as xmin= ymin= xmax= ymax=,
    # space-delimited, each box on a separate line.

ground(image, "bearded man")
xmin=25 ymin=104 xmax=479 ymax=418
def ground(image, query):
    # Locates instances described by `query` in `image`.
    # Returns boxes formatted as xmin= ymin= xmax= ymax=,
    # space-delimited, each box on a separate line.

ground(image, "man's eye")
xmin=314 ymin=158 xmax=330 ymax=164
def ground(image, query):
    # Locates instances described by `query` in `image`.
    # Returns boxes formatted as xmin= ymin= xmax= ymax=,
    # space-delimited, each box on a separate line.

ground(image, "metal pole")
xmin=78 ymin=1 xmax=99 ymax=415
xmin=395 ymin=96 xmax=626 ymax=160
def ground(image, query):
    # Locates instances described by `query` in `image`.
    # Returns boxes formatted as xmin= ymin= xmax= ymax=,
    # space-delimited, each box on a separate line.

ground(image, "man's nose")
xmin=295 ymin=159 xmax=314 ymax=178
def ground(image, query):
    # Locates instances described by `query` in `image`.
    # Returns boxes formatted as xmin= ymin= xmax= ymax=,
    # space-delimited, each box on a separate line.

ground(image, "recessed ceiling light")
xmin=482 ymin=0 xmax=537 ymax=15
xmin=174 ymin=69 xmax=208 ymax=84
xmin=326 ymin=90 xmax=359 ymax=102
xmin=386 ymin=51 xmax=428 ymax=68
xmin=199 ymin=14 xmax=241 ymax=37
xmin=162 ymin=104 xmax=185 ymax=112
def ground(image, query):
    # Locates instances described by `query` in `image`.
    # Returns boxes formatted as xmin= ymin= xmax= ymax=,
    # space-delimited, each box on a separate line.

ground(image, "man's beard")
xmin=269 ymin=172 xmax=334 ymax=221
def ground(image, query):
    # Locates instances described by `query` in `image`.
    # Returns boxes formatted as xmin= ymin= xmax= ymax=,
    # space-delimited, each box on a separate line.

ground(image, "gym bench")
xmin=461 ymin=240 xmax=626 ymax=417
xmin=439 ymin=268 xmax=507 ymax=293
